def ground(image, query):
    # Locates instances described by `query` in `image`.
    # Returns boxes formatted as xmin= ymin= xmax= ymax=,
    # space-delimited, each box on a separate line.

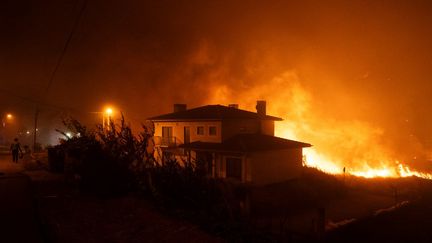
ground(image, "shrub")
xmin=150 ymin=158 xmax=226 ymax=211
xmin=55 ymin=116 xmax=250 ymax=240
xmin=57 ymin=116 xmax=155 ymax=196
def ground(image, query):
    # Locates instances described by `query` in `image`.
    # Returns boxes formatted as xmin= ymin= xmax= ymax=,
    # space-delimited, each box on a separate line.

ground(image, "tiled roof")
xmin=179 ymin=133 xmax=311 ymax=152
xmin=148 ymin=105 xmax=282 ymax=121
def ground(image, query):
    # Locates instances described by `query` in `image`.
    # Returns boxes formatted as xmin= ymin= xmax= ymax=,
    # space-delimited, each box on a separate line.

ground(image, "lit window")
xmin=209 ymin=126 xmax=217 ymax=135
xmin=197 ymin=126 xmax=204 ymax=135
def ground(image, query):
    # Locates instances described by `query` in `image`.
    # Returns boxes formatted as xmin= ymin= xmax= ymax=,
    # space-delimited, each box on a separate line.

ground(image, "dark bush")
xmin=150 ymin=159 xmax=227 ymax=213
xmin=55 ymin=116 xmax=254 ymax=240
xmin=57 ymin=116 xmax=154 ymax=197
xmin=76 ymin=143 xmax=131 ymax=196
xmin=47 ymin=146 xmax=65 ymax=172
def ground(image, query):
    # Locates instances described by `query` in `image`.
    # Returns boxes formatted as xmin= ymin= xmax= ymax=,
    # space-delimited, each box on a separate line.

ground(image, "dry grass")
xmin=248 ymin=168 xmax=430 ymax=238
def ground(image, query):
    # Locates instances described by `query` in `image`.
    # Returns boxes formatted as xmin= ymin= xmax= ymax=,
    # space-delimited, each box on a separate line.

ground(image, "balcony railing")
xmin=154 ymin=136 xmax=178 ymax=147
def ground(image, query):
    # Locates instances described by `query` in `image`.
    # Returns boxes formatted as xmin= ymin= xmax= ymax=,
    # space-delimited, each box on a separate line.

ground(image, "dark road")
xmin=0 ymin=155 xmax=44 ymax=242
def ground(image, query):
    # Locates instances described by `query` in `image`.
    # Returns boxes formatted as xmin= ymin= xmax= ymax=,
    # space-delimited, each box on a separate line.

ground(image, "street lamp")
xmin=1 ymin=113 xmax=15 ymax=144
xmin=105 ymin=108 xmax=113 ymax=115
xmin=2 ymin=113 xmax=13 ymax=127
xmin=103 ymin=106 xmax=114 ymax=130
xmin=1 ymin=113 xmax=13 ymax=127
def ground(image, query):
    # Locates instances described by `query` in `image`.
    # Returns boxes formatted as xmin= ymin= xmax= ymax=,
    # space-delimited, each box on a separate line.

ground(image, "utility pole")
xmin=33 ymin=108 xmax=39 ymax=152
xmin=36 ymin=0 xmax=87 ymax=150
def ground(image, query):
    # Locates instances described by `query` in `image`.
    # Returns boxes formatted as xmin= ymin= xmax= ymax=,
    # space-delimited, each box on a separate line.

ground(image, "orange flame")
xmin=208 ymin=71 xmax=432 ymax=179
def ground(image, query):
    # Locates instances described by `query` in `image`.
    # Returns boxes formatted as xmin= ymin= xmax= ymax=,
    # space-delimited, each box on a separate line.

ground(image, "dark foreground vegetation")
xmin=25 ymin=117 xmax=432 ymax=242
xmin=47 ymin=117 xmax=263 ymax=242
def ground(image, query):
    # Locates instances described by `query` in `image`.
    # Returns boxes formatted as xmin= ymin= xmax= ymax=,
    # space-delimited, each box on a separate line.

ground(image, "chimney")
xmin=173 ymin=104 xmax=187 ymax=113
xmin=256 ymin=100 xmax=266 ymax=116
xmin=228 ymin=104 xmax=239 ymax=109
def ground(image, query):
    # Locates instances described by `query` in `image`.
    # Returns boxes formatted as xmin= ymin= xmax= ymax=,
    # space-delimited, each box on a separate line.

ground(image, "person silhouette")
xmin=10 ymin=138 xmax=22 ymax=163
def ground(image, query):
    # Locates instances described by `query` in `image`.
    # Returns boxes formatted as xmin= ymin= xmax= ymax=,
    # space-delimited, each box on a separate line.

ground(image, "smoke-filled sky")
xmin=1 ymin=0 xmax=432 ymax=155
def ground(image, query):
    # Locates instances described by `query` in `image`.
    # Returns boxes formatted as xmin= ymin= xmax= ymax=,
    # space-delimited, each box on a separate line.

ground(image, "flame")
xmin=208 ymin=71 xmax=432 ymax=179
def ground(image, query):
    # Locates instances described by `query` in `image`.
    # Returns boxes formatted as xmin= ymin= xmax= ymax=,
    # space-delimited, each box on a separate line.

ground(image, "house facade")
xmin=148 ymin=101 xmax=311 ymax=185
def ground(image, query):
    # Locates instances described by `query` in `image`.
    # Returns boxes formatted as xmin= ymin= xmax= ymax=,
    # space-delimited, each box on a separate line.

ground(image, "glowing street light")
xmin=103 ymin=106 xmax=115 ymax=130
xmin=2 ymin=113 xmax=14 ymax=128
xmin=1 ymin=113 xmax=17 ymax=144
xmin=105 ymin=107 xmax=113 ymax=115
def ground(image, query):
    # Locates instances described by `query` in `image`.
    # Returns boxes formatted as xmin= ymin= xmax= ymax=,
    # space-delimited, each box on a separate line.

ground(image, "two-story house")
xmin=148 ymin=101 xmax=311 ymax=185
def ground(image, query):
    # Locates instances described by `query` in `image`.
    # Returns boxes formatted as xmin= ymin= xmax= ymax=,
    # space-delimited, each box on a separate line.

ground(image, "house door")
xmin=226 ymin=157 xmax=242 ymax=180
xmin=197 ymin=152 xmax=213 ymax=176
xmin=184 ymin=126 xmax=190 ymax=144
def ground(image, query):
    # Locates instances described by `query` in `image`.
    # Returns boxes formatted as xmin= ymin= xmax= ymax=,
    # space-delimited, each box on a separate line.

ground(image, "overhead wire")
xmin=31 ymin=0 xmax=88 ymax=148
xmin=43 ymin=0 xmax=88 ymax=95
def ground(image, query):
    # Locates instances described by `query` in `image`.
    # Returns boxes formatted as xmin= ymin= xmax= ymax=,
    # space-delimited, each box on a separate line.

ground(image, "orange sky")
xmin=0 ymin=0 xmax=431 ymax=152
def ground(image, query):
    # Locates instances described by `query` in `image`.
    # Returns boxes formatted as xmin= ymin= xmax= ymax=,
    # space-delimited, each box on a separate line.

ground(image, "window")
xmin=197 ymin=126 xmax=204 ymax=135
xmin=184 ymin=126 xmax=190 ymax=144
xmin=226 ymin=157 xmax=242 ymax=180
xmin=209 ymin=126 xmax=217 ymax=136
xmin=162 ymin=126 xmax=172 ymax=138
xmin=161 ymin=126 xmax=173 ymax=146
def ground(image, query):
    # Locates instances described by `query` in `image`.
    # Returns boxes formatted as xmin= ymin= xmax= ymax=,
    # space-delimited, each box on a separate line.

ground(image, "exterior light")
xmin=6 ymin=114 xmax=12 ymax=119
xmin=26 ymin=131 xmax=30 ymax=135
xmin=102 ymin=105 xmax=116 ymax=130
xmin=105 ymin=108 xmax=113 ymax=115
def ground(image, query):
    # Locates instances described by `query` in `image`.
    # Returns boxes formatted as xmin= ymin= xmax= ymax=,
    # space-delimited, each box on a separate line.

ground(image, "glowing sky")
xmin=1 ymin=0 xmax=432 ymax=151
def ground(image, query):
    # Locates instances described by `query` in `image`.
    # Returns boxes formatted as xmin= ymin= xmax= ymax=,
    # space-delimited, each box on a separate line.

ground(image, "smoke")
xmin=0 ymin=0 xmax=431 ymax=169
xmin=205 ymin=70 xmax=427 ymax=173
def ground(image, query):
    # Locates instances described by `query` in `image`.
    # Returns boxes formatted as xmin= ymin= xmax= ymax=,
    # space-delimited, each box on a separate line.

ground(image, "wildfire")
xmin=300 ymin=146 xmax=421 ymax=178
xmin=208 ymin=71 xmax=432 ymax=180
xmin=300 ymin=139 xmax=432 ymax=179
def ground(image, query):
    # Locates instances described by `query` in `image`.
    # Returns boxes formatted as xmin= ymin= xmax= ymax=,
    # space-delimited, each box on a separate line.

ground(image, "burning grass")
xmin=208 ymin=71 xmax=432 ymax=180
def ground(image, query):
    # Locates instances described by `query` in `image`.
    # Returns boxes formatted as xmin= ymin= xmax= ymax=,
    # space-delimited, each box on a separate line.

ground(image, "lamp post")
xmin=1 ymin=113 xmax=14 ymax=144
xmin=103 ymin=107 xmax=114 ymax=130
xmin=2 ymin=113 xmax=13 ymax=127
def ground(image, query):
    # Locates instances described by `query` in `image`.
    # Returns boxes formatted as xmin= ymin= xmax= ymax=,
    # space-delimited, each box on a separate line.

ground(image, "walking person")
xmin=10 ymin=138 xmax=22 ymax=163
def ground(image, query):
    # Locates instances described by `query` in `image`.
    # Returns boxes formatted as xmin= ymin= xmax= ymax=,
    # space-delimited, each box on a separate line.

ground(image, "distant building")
xmin=148 ymin=101 xmax=311 ymax=185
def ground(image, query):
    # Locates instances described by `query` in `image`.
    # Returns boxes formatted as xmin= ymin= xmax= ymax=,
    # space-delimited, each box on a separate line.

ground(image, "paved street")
xmin=0 ymin=154 xmax=25 ymax=174
xmin=0 ymin=155 xmax=44 ymax=242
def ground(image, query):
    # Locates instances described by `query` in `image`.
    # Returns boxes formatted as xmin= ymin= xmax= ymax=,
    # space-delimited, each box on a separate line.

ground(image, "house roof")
xmin=178 ymin=134 xmax=311 ymax=152
xmin=148 ymin=105 xmax=282 ymax=121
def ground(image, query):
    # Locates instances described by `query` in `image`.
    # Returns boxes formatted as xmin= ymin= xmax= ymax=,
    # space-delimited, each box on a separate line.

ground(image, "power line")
xmin=34 ymin=0 xmax=88 ymax=150
xmin=0 ymin=88 xmax=39 ymax=105
xmin=44 ymin=0 xmax=88 ymax=94
xmin=0 ymin=88 xmax=79 ymax=113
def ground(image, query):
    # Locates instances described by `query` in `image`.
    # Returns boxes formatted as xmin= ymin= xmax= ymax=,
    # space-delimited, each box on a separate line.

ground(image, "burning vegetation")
xmin=208 ymin=71 xmax=432 ymax=180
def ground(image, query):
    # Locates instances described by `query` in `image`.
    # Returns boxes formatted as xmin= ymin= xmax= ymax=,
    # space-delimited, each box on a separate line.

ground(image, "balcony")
xmin=153 ymin=136 xmax=178 ymax=147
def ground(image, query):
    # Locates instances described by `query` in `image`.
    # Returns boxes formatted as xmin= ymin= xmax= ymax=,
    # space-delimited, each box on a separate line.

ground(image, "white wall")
xmin=260 ymin=120 xmax=275 ymax=136
xmin=249 ymin=148 xmax=303 ymax=185
xmin=221 ymin=120 xmax=260 ymax=140
xmin=154 ymin=121 xmax=222 ymax=144
xmin=221 ymin=120 xmax=275 ymax=139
